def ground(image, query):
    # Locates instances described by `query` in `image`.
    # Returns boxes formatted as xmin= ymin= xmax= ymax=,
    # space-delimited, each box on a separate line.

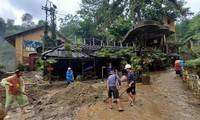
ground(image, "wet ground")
xmin=1 ymin=70 xmax=200 ymax=120
xmin=75 ymin=71 xmax=200 ymax=120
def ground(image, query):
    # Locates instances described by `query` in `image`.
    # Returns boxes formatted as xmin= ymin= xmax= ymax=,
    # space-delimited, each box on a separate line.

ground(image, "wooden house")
xmin=162 ymin=15 xmax=175 ymax=33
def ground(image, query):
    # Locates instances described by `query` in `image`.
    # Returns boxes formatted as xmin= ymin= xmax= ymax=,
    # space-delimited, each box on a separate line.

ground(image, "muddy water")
xmin=75 ymin=71 xmax=200 ymax=120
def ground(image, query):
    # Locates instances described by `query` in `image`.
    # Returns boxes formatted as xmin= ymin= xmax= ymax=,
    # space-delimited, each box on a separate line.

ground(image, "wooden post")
xmin=89 ymin=39 xmax=91 ymax=45
xmin=93 ymin=58 xmax=96 ymax=79
xmin=120 ymin=41 xmax=123 ymax=47
xmin=74 ymin=36 xmax=77 ymax=44
xmin=101 ymin=66 xmax=105 ymax=83
xmin=82 ymin=60 xmax=84 ymax=79
xmin=93 ymin=38 xmax=95 ymax=46
xmin=83 ymin=38 xmax=86 ymax=45
xmin=107 ymin=40 xmax=109 ymax=46
xmin=163 ymin=35 xmax=168 ymax=54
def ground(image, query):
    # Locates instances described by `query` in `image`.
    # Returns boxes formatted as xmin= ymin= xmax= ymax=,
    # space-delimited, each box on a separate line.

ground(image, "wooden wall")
xmin=162 ymin=15 xmax=175 ymax=32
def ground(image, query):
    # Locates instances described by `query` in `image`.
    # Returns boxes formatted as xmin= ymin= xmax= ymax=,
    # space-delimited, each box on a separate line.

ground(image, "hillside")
xmin=0 ymin=39 xmax=15 ymax=71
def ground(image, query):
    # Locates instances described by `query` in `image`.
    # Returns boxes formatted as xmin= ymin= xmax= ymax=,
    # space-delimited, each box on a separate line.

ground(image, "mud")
xmin=1 ymin=71 xmax=200 ymax=120
xmin=28 ymin=82 xmax=103 ymax=120
xmin=75 ymin=71 xmax=200 ymax=120
xmin=0 ymin=103 xmax=5 ymax=120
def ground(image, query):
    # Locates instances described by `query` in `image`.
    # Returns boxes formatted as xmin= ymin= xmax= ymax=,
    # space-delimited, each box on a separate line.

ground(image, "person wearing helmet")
xmin=124 ymin=64 xmax=136 ymax=106
xmin=66 ymin=67 xmax=74 ymax=85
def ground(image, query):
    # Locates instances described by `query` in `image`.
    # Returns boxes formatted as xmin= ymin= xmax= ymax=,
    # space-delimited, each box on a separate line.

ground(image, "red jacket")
xmin=175 ymin=63 xmax=181 ymax=71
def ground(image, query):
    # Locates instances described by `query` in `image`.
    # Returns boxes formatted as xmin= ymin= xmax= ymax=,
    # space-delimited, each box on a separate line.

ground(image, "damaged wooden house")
xmin=122 ymin=15 xmax=179 ymax=70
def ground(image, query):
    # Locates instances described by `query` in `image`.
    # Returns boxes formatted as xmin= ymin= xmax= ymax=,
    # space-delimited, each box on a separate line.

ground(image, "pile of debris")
xmin=23 ymin=71 xmax=41 ymax=84
xmin=28 ymin=82 xmax=102 ymax=120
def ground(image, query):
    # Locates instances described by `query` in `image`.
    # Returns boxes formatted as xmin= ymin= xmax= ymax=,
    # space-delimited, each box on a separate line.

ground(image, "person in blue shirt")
xmin=124 ymin=64 xmax=136 ymax=106
xmin=108 ymin=63 xmax=114 ymax=76
xmin=107 ymin=69 xmax=124 ymax=112
xmin=66 ymin=67 xmax=74 ymax=85
xmin=179 ymin=60 xmax=185 ymax=78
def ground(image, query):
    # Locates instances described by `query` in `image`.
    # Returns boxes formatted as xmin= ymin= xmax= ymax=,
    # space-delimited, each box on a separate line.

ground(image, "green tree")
xmin=21 ymin=13 xmax=35 ymax=28
xmin=176 ymin=19 xmax=191 ymax=38
xmin=59 ymin=14 xmax=80 ymax=40
xmin=37 ymin=20 xmax=45 ymax=26
xmin=188 ymin=13 xmax=200 ymax=38
xmin=0 ymin=17 xmax=6 ymax=38
xmin=59 ymin=0 xmax=191 ymax=44
xmin=6 ymin=19 xmax=14 ymax=30
xmin=128 ymin=0 xmax=190 ymax=24
xmin=77 ymin=17 xmax=96 ymax=38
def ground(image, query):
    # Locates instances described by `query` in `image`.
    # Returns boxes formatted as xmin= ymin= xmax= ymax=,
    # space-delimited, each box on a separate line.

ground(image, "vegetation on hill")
xmin=176 ymin=13 xmax=200 ymax=70
xmin=0 ymin=13 xmax=44 ymax=71
xmin=0 ymin=0 xmax=200 ymax=72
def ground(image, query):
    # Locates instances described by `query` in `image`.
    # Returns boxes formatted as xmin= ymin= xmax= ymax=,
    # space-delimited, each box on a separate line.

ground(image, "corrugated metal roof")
xmin=123 ymin=20 xmax=174 ymax=43
xmin=42 ymin=45 xmax=90 ymax=58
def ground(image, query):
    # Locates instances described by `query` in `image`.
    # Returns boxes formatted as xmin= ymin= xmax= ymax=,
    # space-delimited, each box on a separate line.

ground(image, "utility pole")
xmin=41 ymin=0 xmax=57 ymax=84
xmin=42 ymin=0 xmax=57 ymax=51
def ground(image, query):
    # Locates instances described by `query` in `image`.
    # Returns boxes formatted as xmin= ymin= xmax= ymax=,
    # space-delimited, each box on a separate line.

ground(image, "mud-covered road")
xmin=1 ymin=71 xmax=200 ymax=120
xmin=75 ymin=71 xmax=200 ymax=120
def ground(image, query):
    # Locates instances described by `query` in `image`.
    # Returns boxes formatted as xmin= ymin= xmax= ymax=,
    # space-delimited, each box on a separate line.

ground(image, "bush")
xmin=0 ymin=65 xmax=5 ymax=71
xmin=34 ymin=58 xmax=45 ymax=71
xmin=185 ymin=58 xmax=200 ymax=69
xmin=17 ymin=63 xmax=30 ymax=71
xmin=76 ymin=75 xmax=83 ymax=81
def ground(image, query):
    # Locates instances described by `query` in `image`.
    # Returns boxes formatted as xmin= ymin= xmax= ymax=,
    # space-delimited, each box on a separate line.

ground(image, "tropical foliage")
xmin=176 ymin=12 xmax=200 ymax=70
xmin=0 ymin=0 xmax=198 ymax=72
xmin=185 ymin=58 xmax=200 ymax=69
xmin=59 ymin=0 xmax=190 ymax=43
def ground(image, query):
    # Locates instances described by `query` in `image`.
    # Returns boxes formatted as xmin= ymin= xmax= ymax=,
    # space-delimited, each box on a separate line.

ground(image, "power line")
xmin=42 ymin=0 xmax=57 ymax=51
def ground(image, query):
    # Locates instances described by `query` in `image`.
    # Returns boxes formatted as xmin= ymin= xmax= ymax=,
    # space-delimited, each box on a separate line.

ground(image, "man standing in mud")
xmin=107 ymin=69 xmax=124 ymax=112
xmin=124 ymin=64 xmax=136 ymax=106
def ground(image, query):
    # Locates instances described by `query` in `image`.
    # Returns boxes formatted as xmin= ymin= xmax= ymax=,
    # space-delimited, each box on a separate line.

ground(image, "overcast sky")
xmin=0 ymin=0 xmax=199 ymax=25
xmin=0 ymin=0 xmax=81 ymax=25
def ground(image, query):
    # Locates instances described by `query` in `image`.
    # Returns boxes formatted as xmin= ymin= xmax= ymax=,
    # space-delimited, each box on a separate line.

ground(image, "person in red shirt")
xmin=174 ymin=60 xmax=181 ymax=79
xmin=1 ymin=68 xmax=29 ymax=119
